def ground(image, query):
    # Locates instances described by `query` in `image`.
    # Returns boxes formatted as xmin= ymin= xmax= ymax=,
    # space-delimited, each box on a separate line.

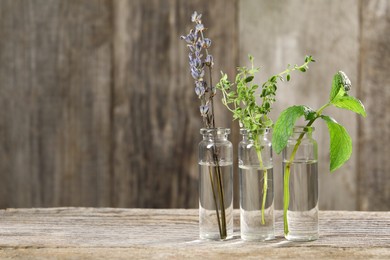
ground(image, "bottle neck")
xmin=240 ymin=128 xmax=270 ymax=142
xmin=201 ymin=128 xmax=230 ymax=141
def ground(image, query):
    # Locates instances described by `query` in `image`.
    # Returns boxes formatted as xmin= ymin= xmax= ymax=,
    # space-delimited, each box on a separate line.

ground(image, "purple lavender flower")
xmin=191 ymin=68 xmax=204 ymax=80
xmin=200 ymin=105 xmax=209 ymax=116
xmin=191 ymin=11 xmax=202 ymax=23
xmin=195 ymin=40 xmax=203 ymax=52
xmin=195 ymin=81 xmax=206 ymax=97
xmin=203 ymin=38 xmax=212 ymax=48
xmin=195 ymin=23 xmax=205 ymax=32
xmin=180 ymin=30 xmax=197 ymax=44
xmin=205 ymin=55 xmax=213 ymax=67
xmin=180 ymin=11 xmax=215 ymax=125
xmin=190 ymin=57 xmax=202 ymax=69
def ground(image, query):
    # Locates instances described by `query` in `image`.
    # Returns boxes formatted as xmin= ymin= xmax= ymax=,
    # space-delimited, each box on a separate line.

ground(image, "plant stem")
xmin=199 ymin=25 xmax=226 ymax=239
xmin=262 ymin=169 xmax=268 ymax=224
xmin=208 ymin=163 xmax=223 ymax=236
xmin=268 ymin=59 xmax=313 ymax=83
xmin=254 ymin=136 xmax=267 ymax=225
xmin=211 ymin=146 xmax=227 ymax=239
xmin=283 ymin=164 xmax=290 ymax=235
xmin=208 ymin=66 xmax=216 ymax=128
xmin=283 ymin=103 xmax=330 ymax=235
xmin=283 ymin=130 xmax=305 ymax=235
xmin=206 ymin=146 xmax=227 ymax=239
xmin=209 ymin=66 xmax=227 ymax=239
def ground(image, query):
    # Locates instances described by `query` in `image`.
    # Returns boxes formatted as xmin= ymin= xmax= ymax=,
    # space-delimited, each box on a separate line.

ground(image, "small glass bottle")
xmin=198 ymin=128 xmax=233 ymax=240
xmin=283 ymin=126 xmax=318 ymax=241
xmin=239 ymin=128 xmax=274 ymax=241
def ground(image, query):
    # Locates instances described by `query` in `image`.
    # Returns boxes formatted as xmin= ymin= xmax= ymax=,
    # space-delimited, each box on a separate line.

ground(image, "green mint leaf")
xmin=320 ymin=115 xmax=352 ymax=172
xmin=331 ymin=95 xmax=367 ymax=117
xmin=272 ymin=105 xmax=308 ymax=154
xmin=329 ymin=72 xmax=343 ymax=102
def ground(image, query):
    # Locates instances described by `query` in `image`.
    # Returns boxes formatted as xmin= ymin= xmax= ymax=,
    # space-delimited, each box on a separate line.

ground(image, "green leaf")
xmin=331 ymin=95 xmax=367 ymax=117
xmin=263 ymin=118 xmax=273 ymax=127
xmin=329 ymin=72 xmax=343 ymax=102
xmin=269 ymin=76 xmax=277 ymax=83
xmin=272 ymin=105 xmax=308 ymax=154
xmin=321 ymin=115 xmax=352 ymax=172
xmin=227 ymin=92 xmax=236 ymax=98
xmin=286 ymin=74 xmax=291 ymax=81
xmin=245 ymin=76 xmax=254 ymax=83
xmin=304 ymin=55 xmax=316 ymax=63
xmin=260 ymin=88 xmax=267 ymax=97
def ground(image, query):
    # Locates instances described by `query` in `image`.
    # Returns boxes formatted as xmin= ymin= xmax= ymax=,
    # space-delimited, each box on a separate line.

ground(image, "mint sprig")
xmin=273 ymin=71 xmax=366 ymax=171
xmin=272 ymin=71 xmax=366 ymax=235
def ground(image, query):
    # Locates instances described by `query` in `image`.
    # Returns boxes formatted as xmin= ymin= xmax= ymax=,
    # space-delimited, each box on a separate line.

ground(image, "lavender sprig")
xmin=181 ymin=11 xmax=215 ymax=128
xmin=181 ymin=11 xmax=227 ymax=240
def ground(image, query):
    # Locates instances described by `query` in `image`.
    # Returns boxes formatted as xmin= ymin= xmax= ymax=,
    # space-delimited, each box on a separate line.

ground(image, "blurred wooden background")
xmin=0 ymin=0 xmax=388 ymax=210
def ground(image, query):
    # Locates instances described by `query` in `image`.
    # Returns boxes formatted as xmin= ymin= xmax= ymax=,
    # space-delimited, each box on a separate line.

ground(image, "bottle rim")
xmin=293 ymin=126 xmax=315 ymax=133
xmin=240 ymin=128 xmax=271 ymax=136
xmin=200 ymin=127 xmax=231 ymax=136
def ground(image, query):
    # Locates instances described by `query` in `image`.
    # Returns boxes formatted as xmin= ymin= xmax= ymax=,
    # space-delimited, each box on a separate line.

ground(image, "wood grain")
xmin=0 ymin=0 xmax=113 ymax=207
xmin=110 ymin=0 xmax=238 ymax=208
xmin=0 ymin=0 xmax=239 ymax=208
xmin=0 ymin=208 xmax=389 ymax=259
xmin=357 ymin=0 xmax=390 ymax=210
xmin=0 ymin=248 xmax=388 ymax=260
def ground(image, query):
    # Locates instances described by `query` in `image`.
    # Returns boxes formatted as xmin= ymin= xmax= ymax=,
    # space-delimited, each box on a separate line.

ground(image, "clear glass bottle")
xmin=198 ymin=128 xmax=233 ymax=240
xmin=282 ymin=126 xmax=318 ymax=241
xmin=239 ymin=128 xmax=274 ymax=241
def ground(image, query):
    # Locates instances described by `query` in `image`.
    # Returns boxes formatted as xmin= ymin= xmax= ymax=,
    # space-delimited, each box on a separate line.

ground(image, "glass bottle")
xmin=282 ymin=126 xmax=318 ymax=241
xmin=198 ymin=128 xmax=233 ymax=240
xmin=239 ymin=128 xmax=274 ymax=241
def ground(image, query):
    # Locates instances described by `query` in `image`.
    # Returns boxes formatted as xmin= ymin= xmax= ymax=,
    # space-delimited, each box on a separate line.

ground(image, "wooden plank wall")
xmin=0 ymin=0 xmax=113 ymax=207
xmin=0 ymin=0 xmax=388 ymax=210
xmin=0 ymin=0 xmax=238 ymax=208
xmin=358 ymin=0 xmax=390 ymax=210
xmin=110 ymin=0 xmax=238 ymax=208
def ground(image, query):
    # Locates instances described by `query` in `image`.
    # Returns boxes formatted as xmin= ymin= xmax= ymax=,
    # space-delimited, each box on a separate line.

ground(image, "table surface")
xmin=0 ymin=208 xmax=389 ymax=259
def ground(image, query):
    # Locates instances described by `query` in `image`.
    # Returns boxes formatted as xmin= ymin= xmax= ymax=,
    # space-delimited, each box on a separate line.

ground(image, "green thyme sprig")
xmin=216 ymin=55 xmax=315 ymax=224
xmin=217 ymin=55 xmax=315 ymax=137
xmin=272 ymin=71 xmax=366 ymax=235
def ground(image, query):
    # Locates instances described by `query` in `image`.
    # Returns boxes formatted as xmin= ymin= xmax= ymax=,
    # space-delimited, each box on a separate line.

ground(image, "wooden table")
xmin=0 ymin=208 xmax=389 ymax=259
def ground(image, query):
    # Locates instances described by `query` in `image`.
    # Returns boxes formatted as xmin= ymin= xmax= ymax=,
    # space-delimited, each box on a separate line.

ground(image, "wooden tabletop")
xmin=0 ymin=208 xmax=389 ymax=259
